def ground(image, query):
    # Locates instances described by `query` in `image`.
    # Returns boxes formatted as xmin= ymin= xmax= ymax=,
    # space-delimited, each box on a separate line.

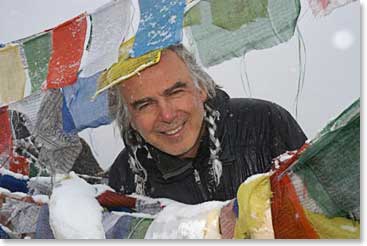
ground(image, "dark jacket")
xmin=108 ymin=89 xmax=307 ymax=204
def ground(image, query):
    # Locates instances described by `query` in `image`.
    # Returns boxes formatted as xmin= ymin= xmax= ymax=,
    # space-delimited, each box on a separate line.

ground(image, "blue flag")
xmin=131 ymin=0 xmax=185 ymax=57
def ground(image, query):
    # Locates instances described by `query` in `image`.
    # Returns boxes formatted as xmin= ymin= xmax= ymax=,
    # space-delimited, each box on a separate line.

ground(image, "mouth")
xmin=159 ymin=122 xmax=185 ymax=136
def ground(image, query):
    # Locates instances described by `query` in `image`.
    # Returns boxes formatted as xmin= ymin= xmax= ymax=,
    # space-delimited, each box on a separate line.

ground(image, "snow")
xmin=48 ymin=172 xmax=105 ymax=239
xmin=32 ymin=194 xmax=49 ymax=204
xmin=243 ymin=172 xmax=272 ymax=185
xmin=144 ymin=200 xmax=227 ymax=239
xmin=0 ymin=167 xmax=29 ymax=180
xmin=0 ymin=187 xmax=11 ymax=195
xmin=93 ymin=184 xmax=114 ymax=197
xmin=340 ymin=225 xmax=358 ymax=232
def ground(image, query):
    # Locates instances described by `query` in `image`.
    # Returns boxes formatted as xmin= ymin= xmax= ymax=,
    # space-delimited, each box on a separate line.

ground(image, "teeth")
xmin=165 ymin=125 xmax=183 ymax=135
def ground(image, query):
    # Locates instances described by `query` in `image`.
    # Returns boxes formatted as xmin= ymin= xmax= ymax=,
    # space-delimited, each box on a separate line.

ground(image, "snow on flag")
xmin=79 ymin=0 xmax=132 ymax=77
xmin=0 ymin=44 xmax=27 ymax=104
xmin=62 ymin=71 xmax=112 ymax=134
xmin=130 ymin=0 xmax=185 ymax=57
xmin=185 ymin=0 xmax=301 ymax=67
xmin=308 ymin=0 xmax=357 ymax=17
xmin=46 ymin=13 xmax=87 ymax=89
xmin=22 ymin=32 xmax=52 ymax=93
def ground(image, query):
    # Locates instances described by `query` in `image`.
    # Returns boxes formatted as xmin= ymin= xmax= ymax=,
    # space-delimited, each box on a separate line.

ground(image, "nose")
xmin=158 ymin=100 xmax=176 ymax=123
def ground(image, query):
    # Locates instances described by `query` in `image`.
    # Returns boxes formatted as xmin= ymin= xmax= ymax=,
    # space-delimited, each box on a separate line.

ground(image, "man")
xmin=108 ymin=45 xmax=306 ymax=204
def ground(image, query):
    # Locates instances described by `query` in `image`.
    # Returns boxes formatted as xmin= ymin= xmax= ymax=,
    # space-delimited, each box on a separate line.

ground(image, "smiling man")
xmin=108 ymin=45 xmax=307 ymax=204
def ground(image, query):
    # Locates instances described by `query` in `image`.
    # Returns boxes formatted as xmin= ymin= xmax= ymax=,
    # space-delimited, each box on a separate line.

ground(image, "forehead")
xmin=119 ymin=49 xmax=193 ymax=101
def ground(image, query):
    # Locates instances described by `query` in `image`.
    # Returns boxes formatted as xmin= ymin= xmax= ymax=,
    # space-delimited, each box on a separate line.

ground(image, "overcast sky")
xmin=0 ymin=0 xmax=360 ymax=169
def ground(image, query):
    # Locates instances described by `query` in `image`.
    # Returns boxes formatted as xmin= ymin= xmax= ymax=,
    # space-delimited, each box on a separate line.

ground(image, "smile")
xmin=161 ymin=124 xmax=184 ymax=136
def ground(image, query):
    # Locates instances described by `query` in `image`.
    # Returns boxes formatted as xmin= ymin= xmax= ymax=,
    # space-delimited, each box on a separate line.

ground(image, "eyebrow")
xmin=130 ymin=81 xmax=188 ymax=110
xmin=162 ymin=81 xmax=187 ymax=96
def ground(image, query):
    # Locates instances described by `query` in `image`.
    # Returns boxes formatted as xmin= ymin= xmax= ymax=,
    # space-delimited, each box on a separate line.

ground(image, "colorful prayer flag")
xmin=22 ymin=32 xmax=52 ymax=92
xmin=95 ymin=37 xmax=161 ymax=96
xmin=7 ymin=91 xmax=45 ymax=134
xmin=46 ymin=14 xmax=87 ymax=89
xmin=0 ymin=44 xmax=27 ymax=104
xmin=186 ymin=0 xmax=301 ymax=67
xmin=131 ymin=0 xmax=185 ymax=57
xmin=308 ymin=0 xmax=357 ymax=17
xmin=79 ymin=0 xmax=132 ymax=77
xmin=62 ymin=71 xmax=112 ymax=133
xmin=0 ymin=106 xmax=13 ymax=167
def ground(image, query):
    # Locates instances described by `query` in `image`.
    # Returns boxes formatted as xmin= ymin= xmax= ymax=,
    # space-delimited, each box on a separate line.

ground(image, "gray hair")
xmin=109 ymin=44 xmax=218 ymax=142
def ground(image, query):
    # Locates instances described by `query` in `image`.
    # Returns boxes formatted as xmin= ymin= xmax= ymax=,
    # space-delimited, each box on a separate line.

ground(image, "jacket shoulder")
xmin=108 ymin=149 xmax=135 ymax=194
xmin=226 ymin=98 xmax=307 ymax=153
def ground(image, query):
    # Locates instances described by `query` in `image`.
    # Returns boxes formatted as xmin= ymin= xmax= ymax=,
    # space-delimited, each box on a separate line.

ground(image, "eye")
xmin=170 ymin=89 xmax=184 ymax=96
xmin=137 ymin=102 xmax=151 ymax=111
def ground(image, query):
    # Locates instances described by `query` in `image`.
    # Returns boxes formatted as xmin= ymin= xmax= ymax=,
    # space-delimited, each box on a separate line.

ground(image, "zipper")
xmin=193 ymin=169 xmax=208 ymax=201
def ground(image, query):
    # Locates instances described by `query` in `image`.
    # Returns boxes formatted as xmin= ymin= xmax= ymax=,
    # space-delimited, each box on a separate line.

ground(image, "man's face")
xmin=119 ymin=49 xmax=208 ymax=158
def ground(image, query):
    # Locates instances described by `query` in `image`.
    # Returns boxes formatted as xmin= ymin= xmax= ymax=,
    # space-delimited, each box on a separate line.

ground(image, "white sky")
xmin=0 ymin=0 xmax=361 ymax=170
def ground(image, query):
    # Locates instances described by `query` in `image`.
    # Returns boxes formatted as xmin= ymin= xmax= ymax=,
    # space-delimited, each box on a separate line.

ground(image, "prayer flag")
xmin=22 ymin=32 xmax=52 ymax=92
xmin=131 ymin=0 xmax=185 ymax=57
xmin=46 ymin=14 xmax=87 ymax=89
xmin=80 ymin=0 xmax=132 ymax=77
xmin=8 ymin=91 xmax=45 ymax=134
xmin=308 ymin=0 xmax=357 ymax=16
xmin=0 ymin=44 xmax=27 ymax=104
xmin=62 ymin=71 xmax=112 ymax=133
xmin=0 ymin=106 xmax=13 ymax=167
xmin=186 ymin=0 xmax=301 ymax=67
xmin=96 ymin=37 xmax=161 ymax=96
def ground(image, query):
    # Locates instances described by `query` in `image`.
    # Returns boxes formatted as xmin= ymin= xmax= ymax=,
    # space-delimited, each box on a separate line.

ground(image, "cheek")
xmin=131 ymin=112 xmax=156 ymax=134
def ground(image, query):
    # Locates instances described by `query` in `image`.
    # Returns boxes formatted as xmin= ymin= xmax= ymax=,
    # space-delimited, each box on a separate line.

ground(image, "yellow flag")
xmin=0 ymin=44 xmax=27 ymax=104
xmin=95 ymin=37 xmax=161 ymax=97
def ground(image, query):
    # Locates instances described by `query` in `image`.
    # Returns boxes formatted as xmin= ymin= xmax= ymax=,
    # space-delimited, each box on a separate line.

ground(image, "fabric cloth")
xmin=95 ymin=38 xmax=161 ymax=96
xmin=79 ymin=0 xmax=132 ymax=77
xmin=0 ymin=174 xmax=28 ymax=193
xmin=35 ymin=204 xmax=55 ymax=239
xmin=97 ymin=190 xmax=136 ymax=209
xmin=0 ymin=226 xmax=10 ymax=239
xmin=33 ymin=89 xmax=82 ymax=174
xmin=185 ymin=0 xmax=301 ymax=67
xmin=0 ymin=44 xmax=26 ymax=104
xmin=109 ymin=89 xmax=307 ymax=204
xmin=7 ymin=200 xmax=41 ymax=235
xmin=304 ymin=209 xmax=359 ymax=239
xmin=46 ymin=14 xmax=87 ymax=89
xmin=105 ymin=215 xmax=133 ymax=239
xmin=270 ymin=162 xmax=319 ymax=239
xmin=9 ymin=156 xmax=29 ymax=176
xmin=70 ymin=138 xmax=104 ymax=177
xmin=0 ymin=106 xmax=13 ymax=167
xmin=308 ymin=0 xmax=357 ymax=16
xmin=131 ymin=0 xmax=185 ymax=57
xmin=22 ymin=32 xmax=52 ymax=92
xmin=292 ymin=98 xmax=360 ymax=219
xmin=234 ymin=173 xmax=273 ymax=239
xmin=9 ymin=110 xmax=31 ymax=140
xmin=8 ymin=91 xmax=45 ymax=134
xmin=62 ymin=71 xmax=112 ymax=133
xmin=219 ymin=200 xmax=236 ymax=239
xmin=210 ymin=0 xmax=269 ymax=31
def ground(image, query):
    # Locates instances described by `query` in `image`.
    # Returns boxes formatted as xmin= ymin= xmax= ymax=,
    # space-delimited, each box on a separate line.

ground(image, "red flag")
xmin=9 ymin=155 xmax=29 ymax=176
xmin=0 ymin=106 xmax=13 ymax=167
xmin=46 ymin=13 xmax=87 ymax=88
